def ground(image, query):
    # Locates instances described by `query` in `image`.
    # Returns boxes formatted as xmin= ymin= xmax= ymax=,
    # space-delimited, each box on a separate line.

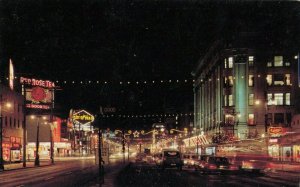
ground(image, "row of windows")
xmin=2 ymin=116 xmax=23 ymax=129
xmin=224 ymin=92 xmax=291 ymax=107
xmin=224 ymin=55 xmax=293 ymax=69
xmin=224 ymin=73 xmax=291 ymax=87
xmin=225 ymin=112 xmax=291 ymax=126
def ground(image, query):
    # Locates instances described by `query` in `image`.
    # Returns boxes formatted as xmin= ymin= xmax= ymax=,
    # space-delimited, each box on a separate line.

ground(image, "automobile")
xmin=194 ymin=156 xmax=239 ymax=174
xmin=161 ymin=149 xmax=184 ymax=170
xmin=182 ymin=153 xmax=199 ymax=168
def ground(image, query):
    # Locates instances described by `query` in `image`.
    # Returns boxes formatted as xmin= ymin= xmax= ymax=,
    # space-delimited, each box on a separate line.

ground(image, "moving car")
xmin=161 ymin=149 xmax=183 ymax=170
xmin=194 ymin=156 xmax=239 ymax=174
xmin=182 ymin=153 xmax=199 ymax=168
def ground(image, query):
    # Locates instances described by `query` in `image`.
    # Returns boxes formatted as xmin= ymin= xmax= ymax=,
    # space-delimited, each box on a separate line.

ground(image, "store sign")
xmin=20 ymin=77 xmax=55 ymax=110
xmin=72 ymin=110 xmax=94 ymax=125
xmin=269 ymin=127 xmax=285 ymax=137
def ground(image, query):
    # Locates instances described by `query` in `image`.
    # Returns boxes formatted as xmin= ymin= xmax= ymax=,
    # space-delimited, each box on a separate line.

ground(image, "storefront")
xmin=268 ymin=138 xmax=280 ymax=161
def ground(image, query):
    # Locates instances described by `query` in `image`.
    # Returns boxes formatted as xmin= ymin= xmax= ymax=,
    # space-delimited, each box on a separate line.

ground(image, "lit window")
xmin=267 ymin=93 xmax=273 ymax=105
xmin=267 ymin=62 xmax=272 ymax=67
xmin=249 ymin=94 xmax=254 ymax=105
xmin=285 ymin=93 xmax=291 ymax=105
xmin=285 ymin=61 xmax=291 ymax=66
xmin=224 ymin=95 xmax=228 ymax=106
xmin=224 ymin=76 xmax=233 ymax=86
xmin=274 ymin=56 xmax=283 ymax=67
xmin=248 ymin=56 xmax=254 ymax=66
xmin=224 ymin=59 xmax=227 ymax=69
xmin=228 ymin=57 xmax=233 ymax=68
xmin=285 ymin=74 xmax=291 ymax=85
xmin=274 ymin=93 xmax=284 ymax=105
xmin=266 ymin=74 xmax=272 ymax=86
xmin=229 ymin=95 xmax=233 ymax=106
xmin=273 ymin=74 xmax=285 ymax=86
xmin=248 ymin=114 xmax=255 ymax=125
xmin=248 ymin=75 xmax=254 ymax=87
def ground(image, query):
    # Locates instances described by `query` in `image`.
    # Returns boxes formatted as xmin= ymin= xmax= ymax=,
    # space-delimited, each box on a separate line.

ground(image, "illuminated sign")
xmin=20 ymin=77 xmax=55 ymax=110
xmin=269 ymin=139 xmax=278 ymax=143
xmin=20 ymin=77 xmax=55 ymax=88
xmin=72 ymin=110 xmax=94 ymax=125
xmin=269 ymin=127 xmax=285 ymax=137
xmin=9 ymin=59 xmax=14 ymax=90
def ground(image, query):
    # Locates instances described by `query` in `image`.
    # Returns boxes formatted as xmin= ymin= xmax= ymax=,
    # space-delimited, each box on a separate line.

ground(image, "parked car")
xmin=194 ymin=156 xmax=239 ymax=174
xmin=161 ymin=149 xmax=183 ymax=170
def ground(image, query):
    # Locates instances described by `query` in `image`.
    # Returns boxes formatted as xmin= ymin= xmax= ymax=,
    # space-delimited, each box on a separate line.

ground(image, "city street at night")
xmin=1 ymin=0 xmax=300 ymax=187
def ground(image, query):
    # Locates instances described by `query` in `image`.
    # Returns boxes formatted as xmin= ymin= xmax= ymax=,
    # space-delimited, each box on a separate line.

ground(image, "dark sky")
xmin=1 ymin=1 xmax=300 ymax=120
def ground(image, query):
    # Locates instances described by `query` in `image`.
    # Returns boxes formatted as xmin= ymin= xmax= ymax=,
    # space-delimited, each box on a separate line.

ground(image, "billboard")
xmin=20 ymin=77 xmax=55 ymax=110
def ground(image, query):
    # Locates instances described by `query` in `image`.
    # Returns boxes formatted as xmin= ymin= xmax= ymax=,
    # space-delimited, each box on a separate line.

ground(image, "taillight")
xmin=229 ymin=165 xmax=238 ymax=170
xmin=208 ymin=164 xmax=217 ymax=169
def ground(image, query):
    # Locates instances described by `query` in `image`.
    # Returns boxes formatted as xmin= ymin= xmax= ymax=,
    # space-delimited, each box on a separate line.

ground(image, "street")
xmin=117 ymin=162 xmax=300 ymax=187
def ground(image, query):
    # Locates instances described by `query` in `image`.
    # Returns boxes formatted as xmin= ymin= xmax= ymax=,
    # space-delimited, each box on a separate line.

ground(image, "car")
xmin=194 ymin=156 xmax=239 ymax=174
xmin=161 ymin=149 xmax=183 ymax=170
xmin=182 ymin=153 xmax=199 ymax=168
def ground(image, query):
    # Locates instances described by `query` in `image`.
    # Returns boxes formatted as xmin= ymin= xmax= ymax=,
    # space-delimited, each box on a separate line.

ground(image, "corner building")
xmin=193 ymin=33 xmax=299 ymax=140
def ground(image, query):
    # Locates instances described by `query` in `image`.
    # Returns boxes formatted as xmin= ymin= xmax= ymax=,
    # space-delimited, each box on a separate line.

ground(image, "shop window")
xmin=274 ymin=56 xmax=283 ymax=67
xmin=274 ymin=93 xmax=284 ymax=105
xmin=248 ymin=56 xmax=254 ymax=66
xmin=273 ymin=74 xmax=285 ymax=86
xmin=248 ymin=75 xmax=254 ymax=87
xmin=248 ymin=94 xmax=254 ymax=105
xmin=274 ymin=113 xmax=284 ymax=124
xmin=248 ymin=114 xmax=255 ymax=125
xmin=228 ymin=57 xmax=233 ymax=68
xmin=266 ymin=74 xmax=272 ymax=86
xmin=285 ymin=93 xmax=291 ymax=105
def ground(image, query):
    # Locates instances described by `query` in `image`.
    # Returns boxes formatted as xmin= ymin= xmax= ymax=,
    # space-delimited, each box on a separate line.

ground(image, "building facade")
xmin=193 ymin=34 xmax=299 ymax=141
xmin=0 ymin=85 xmax=25 ymax=162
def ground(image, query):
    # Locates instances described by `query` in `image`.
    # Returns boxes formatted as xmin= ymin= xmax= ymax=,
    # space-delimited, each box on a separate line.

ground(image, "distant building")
xmin=192 ymin=32 xmax=299 ymax=140
xmin=0 ymin=84 xmax=24 ymax=162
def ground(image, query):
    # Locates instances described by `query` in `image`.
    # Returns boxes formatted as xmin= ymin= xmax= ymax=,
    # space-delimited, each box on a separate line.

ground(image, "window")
xmin=224 ymin=95 xmax=228 ymax=106
xmin=224 ymin=76 xmax=233 ymax=87
xmin=274 ymin=93 xmax=284 ymax=105
xmin=224 ymin=58 xmax=227 ymax=69
xmin=248 ymin=56 xmax=254 ymax=66
xmin=249 ymin=94 xmax=254 ymax=105
xmin=267 ymin=61 xmax=272 ymax=67
xmin=228 ymin=57 xmax=233 ymax=68
xmin=285 ymin=93 xmax=291 ymax=105
xmin=10 ymin=117 xmax=12 ymax=127
xmin=286 ymin=113 xmax=292 ymax=126
xmin=266 ymin=74 xmax=272 ymax=86
xmin=248 ymin=114 xmax=255 ymax=125
xmin=229 ymin=95 xmax=233 ymax=106
xmin=273 ymin=74 xmax=285 ymax=86
xmin=274 ymin=113 xmax=284 ymax=124
xmin=248 ymin=75 xmax=254 ymax=86
xmin=285 ymin=61 xmax=291 ymax=66
xmin=274 ymin=56 xmax=283 ymax=67
xmin=285 ymin=74 xmax=291 ymax=85
xmin=267 ymin=93 xmax=273 ymax=105
xmin=5 ymin=116 xmax=7 ymax=127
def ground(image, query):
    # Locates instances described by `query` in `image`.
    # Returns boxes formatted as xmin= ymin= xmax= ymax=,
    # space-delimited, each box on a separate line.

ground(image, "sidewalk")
xmin=4 ymin=160 xmax=54 ymax=171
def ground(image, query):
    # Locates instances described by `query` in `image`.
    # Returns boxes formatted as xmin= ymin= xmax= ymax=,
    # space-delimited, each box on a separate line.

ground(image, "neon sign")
xmin=72 ymin=110 xmax=94 ymax=125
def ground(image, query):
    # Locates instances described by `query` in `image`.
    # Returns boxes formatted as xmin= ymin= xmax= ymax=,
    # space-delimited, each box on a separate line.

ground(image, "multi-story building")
xmin=0 ymin=84 xmax=25 ymax=162
xmin=192 ymin=33 xmax=299 ymax=141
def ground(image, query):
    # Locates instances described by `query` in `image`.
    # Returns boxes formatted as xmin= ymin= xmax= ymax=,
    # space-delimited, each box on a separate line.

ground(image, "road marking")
xmin=44 ymin=177 xmax=54 ymax=181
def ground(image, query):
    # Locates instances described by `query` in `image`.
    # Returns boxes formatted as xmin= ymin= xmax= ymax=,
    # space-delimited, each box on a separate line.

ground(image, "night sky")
xmin=1 ymin=1 xmax=299 ymax=128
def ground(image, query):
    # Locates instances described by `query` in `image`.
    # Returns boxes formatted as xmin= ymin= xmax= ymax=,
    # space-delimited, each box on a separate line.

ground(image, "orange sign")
xmin=269 ymin=127 xmax=285 ymax=136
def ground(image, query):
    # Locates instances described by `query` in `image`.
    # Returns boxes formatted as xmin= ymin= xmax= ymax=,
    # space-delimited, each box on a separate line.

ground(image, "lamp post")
xmin=0 ymin=96 xmax=12 ymax=171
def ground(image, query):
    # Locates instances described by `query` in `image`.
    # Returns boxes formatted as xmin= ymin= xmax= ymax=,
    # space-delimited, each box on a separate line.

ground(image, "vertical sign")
xmin=9 ymin=59 xmax=14 ymax=90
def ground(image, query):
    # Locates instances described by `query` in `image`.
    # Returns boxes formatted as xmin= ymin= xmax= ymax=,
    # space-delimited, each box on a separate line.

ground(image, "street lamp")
xmin=0 ymin=97 xmax=12 ymax=170
xmin=31 ymin=115 xmax=47 ymax=167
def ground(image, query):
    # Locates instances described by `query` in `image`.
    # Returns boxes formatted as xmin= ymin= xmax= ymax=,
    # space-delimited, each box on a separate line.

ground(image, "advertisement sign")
xmin=269 ymin=127 xmax=286 ymax=137
xmin=20 ymin=77 xmax=55 ymax=110
xmin=72 ymin=110 xmax=94 ymax=125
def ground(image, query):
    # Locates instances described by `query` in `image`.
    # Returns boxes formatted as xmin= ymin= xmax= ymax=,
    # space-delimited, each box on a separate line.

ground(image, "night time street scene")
xmin=0 ymin=0 xmax=300 ymax=187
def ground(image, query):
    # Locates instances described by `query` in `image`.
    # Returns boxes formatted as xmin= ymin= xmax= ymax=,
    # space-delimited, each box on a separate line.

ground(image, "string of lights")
xmin=99 ymin=113 xmax=194 ymax=118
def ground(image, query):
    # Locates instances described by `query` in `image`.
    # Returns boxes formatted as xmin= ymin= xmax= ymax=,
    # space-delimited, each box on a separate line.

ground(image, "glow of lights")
xmin=255 ymin=100 xmax=260 ymax=105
